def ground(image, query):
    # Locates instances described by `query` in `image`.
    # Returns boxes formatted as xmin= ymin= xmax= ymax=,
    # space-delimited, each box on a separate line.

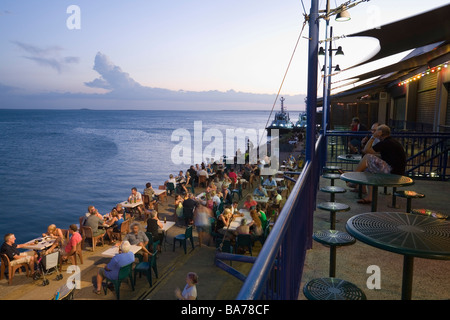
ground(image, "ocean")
xmin=0 ymin=109 xmax=296 ymax=243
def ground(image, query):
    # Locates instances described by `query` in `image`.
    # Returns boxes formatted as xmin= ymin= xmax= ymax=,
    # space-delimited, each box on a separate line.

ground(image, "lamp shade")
xmin=335 ymin=46 xmax=344 ymax=55
xmin=318 ymin=47 xmax=325 ymax=55
xmin=334 ymin=65 xmax=341 ymax=72
xmin=336 ymin=6 xmax=351 ymax=22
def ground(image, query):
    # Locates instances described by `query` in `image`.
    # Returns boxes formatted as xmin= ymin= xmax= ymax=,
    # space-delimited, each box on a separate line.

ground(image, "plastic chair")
xmin=144 ymin=231 xmax=160 ymax=253
xmin=134 ymin=248 xmax=158 ymax=287
xmin=0 ymin=253 xmax=30 ymax=285
xmin=80 ymin=226 xmax=104 ymax=252
xmin=103 ymin=262 xmax=135 ymax=300
xmin=235 ymin=234 xmax=252 ymax=256
xmin=69 ymin=241 xmax=83 ymax=266
xmin=173 ymin=226 xmax=194 ymax=254
xmin=166 ymin=182 xmax=175 ymax=196
xmin=112 ymin=219 xmax=130 ymax=242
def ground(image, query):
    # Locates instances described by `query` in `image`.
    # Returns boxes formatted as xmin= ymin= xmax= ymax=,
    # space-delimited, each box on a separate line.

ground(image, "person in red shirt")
xmin=46 ymin=224 xmax=81 ymax=264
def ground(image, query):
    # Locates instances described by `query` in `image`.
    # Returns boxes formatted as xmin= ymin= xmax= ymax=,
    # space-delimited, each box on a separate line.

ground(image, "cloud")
xmin=12 ymin=41 xmax=80 ymax=73
xmin=1 ymin=52 xmax=306 ymax=110
xmin=84 ymin=52 xmax=306 ymax=106
xmin=84 ymin=52 xmax=142 ymax=91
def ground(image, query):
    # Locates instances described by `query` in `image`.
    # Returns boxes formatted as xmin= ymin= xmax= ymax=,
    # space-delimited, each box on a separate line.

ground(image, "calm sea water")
xmin=0 ymin=109 xmax=293 ymax=243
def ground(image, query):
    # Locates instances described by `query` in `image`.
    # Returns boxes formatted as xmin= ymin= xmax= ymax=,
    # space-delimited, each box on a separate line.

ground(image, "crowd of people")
xmin=0 ymin=157 xmax=290 ymax=299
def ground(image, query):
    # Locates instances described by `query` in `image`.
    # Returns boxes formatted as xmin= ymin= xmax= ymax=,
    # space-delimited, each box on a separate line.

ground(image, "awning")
xmin=326 ymin=4 xmax=450 ymax=101
xmin=345 ymin=4 xmax=450 ymax=68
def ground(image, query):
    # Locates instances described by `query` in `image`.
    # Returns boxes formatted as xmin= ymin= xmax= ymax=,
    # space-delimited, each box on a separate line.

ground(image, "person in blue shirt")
xmin=94 ymin=240 xmax=135 ymax=295
xmin=262 ymin=176 xmax=277 ymax=189
xmin=253 ymin=184 xmax=268 ymax=197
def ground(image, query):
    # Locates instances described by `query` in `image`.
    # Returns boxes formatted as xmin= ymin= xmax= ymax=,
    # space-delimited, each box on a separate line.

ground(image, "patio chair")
xmin=173 ymin=225 xmax=194 ymax=254
xmin=112 ymin=219 xmax=130 ymax=242
xmin=235 ymin=234 xmax=252 ymax=256
xmin=80 ymin=226 xmax=104 ymax=252
xmin=0 ymin=253 xmax=30 ymax=285
xmin=103 ymin=262 xmax=134 ymax=300
xmin=134 ymin=248 xmax=158 ymax=287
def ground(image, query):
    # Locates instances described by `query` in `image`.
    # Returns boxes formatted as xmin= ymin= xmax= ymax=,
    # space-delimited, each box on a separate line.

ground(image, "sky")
xmin=0 ymin=0 xmax=448 ymax=110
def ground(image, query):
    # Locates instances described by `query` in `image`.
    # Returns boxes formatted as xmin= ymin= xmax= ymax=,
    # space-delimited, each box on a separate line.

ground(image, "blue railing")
xmin=325 ymin=131 xmax=450 ymax=180
xmin=236 ymin=135 xmax=323 ymax=300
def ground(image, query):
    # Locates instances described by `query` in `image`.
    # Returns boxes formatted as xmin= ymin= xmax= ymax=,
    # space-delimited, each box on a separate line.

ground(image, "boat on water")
xmin=266 ymin=97 xmax=294 ymax=133
xmin=295 ymin=111 xmax=307 ymax=129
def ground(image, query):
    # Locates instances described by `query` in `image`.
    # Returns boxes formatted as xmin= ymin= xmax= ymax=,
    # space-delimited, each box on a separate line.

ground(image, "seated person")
xmin=143 ymin=182 xmax=155 ymax=201
xmin=146 ymin=210 xmax=164 ymax=252
xmin=228 ymin=168 xmax=238 ymax=185
xmin=235 ymin=219 xmax=250 ymax=235
xmin=256 ymin=204 xmax=268 ymax=229
xmin=262 ymin=176 xmax=277 ymax=189
xmin=268 ymin=191 xmax=282 ymax=215
xmin=94 ymin=240 xmax=135 ymax=295
xmin=85 ymin=206 xmax=108 ymax=238
xmin=243 ymin=195 xmax=257 ymax=211
xmin=42 ymin=224 xmax=65 ymax=251
xmin=42 ymin=224 xmax=65 ymax=242
xmin=348 ymin=117 xmax=367 ymax=154
xmin=105 ymin=208 xmax=124 ymax=243
xmin=249 ymin=209 xmax=263 ymax=237
xmin=118 ymin=222 xmax=151 ymax=262
xmin=165 ymin=174 xmax=177 ymax=196
xmin=46 ymin=224 xmax=82 ymax=265
xmin=1 ymin=233 xmax=37 ymax=278
xmin=253 ymin=184 xmax=268 ymax=197
xmin=215 ymin=208 xmax=233 ymax=237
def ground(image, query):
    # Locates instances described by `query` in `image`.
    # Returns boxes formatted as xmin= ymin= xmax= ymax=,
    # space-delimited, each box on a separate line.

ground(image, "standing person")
xmin=146 ymin=211 xmax=164 ymax=252
xmin=355 ymin=124 xmax=407 ymax=204
xmin=94 ymin=240 xmax=135 ymax=295
xmin=193 ymin=203 xmax=213 ymax=247
xmin=175 ymin=272 xmax=198 ymax=300
xmin=348 ymin=117 xmax=367 ymax=154
xmin=1 ymin=233 xmax=37 ymax=278
xmin=182 ymin=193 xmax=197 ymax=226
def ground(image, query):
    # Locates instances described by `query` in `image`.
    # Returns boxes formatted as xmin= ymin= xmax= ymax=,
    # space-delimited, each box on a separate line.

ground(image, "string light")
xmin=398 ymin=61 xmax=448 ymax=86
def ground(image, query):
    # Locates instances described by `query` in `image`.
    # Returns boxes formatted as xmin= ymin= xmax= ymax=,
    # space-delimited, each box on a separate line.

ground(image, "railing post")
xmin=305 ymin=0 xmax=319 ymax=163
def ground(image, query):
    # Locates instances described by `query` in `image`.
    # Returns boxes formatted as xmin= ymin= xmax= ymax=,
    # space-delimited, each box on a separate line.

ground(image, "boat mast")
xmin=280 ymin=97 xmax=285 ymax=113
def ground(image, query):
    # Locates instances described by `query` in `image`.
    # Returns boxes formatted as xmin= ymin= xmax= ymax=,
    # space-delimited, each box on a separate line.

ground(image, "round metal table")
xmin=340 ymin=172 xmax=414 ymax=212
xmin=346 ymin=212 xmax=450 ymax=300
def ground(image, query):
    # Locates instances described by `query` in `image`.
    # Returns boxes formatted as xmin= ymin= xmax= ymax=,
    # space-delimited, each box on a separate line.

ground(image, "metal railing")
xmin=236 ymin=135 xmax=323 ymax=300
xmin=325 ymin=131 xmax=450 ymax=180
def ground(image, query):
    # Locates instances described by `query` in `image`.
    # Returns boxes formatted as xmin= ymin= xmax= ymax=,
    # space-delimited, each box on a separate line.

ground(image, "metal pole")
xmin=306 ymin=0 xmax=319 ymax=162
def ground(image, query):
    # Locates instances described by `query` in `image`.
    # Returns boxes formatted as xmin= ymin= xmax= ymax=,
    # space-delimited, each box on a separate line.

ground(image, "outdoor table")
xmin=254 ymin=196 xmax=269 ymax=204
xmin=340 ymin=172 xmax=414 ymax=212
xmin=154 ymin=189 xmax=167 ymax=202
xmin=260 ymin=168 xmax=278 ymax=177
xmin=101 ymin=244 xmax=142 ymax=258
xmin=120 ymin=200 xmax=143 ymax=208
xmin=120 ymin=200 xmax=143 ymax=218
xmin=228 ymin=209 xmax=253 ymax=231
xmin=155 ymin=220 xmax=175 ymax=250
xmin=22 ymin=237 xmax=56 ymax=251
xmin=346 ymin=212 xmax=450 ymax=300
xmin=337 ymin=154 xmax=362 ymax=163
